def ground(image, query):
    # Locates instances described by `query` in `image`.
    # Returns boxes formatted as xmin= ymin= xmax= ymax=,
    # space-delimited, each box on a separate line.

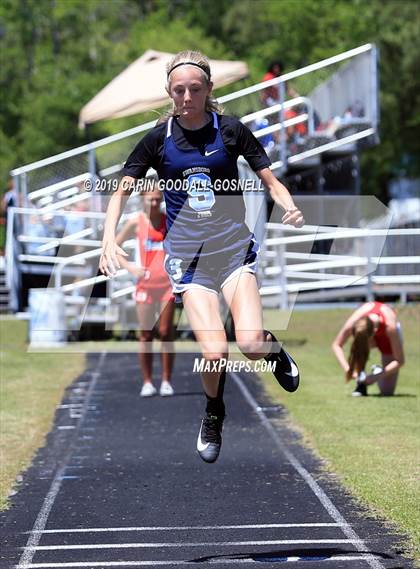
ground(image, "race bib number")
xmin=166 ymin=257 xmax=183 ymax=282
xmin=187 ymin=173 xmax=215 ymax=212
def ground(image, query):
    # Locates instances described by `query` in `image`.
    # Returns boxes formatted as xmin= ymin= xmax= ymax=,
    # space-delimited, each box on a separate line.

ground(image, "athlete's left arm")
xmin=256 ymin=167 xmax=305 ymax=227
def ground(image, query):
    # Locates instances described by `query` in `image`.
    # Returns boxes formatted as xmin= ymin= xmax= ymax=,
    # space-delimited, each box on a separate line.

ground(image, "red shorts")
xmin=134 ymin=285 xmax=174 ymax=305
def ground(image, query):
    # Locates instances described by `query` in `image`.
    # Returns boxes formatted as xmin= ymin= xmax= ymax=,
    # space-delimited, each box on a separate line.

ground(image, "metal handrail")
xmin=53 ymin=247 xmax=103 ymax=288
xmin=220 ymin=44 xmax=373 ymax=103
xmin=268 ymin=128 xmax=375 ymax=171
xmin=36 ymin=228 xmax=93 ymax=253
xmin=18 ymin=254 xmax=86 ymax=264
xmin=61 ymin=270 xmax=127 ymax=292
xmin=261 ymin=224 xmax=419 ymax=307
xmin=287 ymin=129 xmax=375 ymax=164
xmin=260 ymin=275 xmax=420 ymax=296
xmin=241 ymin=96 xmax=314 ymax=136
xmin=10 ymin=119 xmax=158 ymax=176
xmin=53 ymin=226 xmax=419 ymax=297
xmin=28 ymin=173 xmax=90 ymax=201
xmin=253 ymin=114 xmax=309 ymax=140
xmin=38 ymin=193 xmax=91 ymax=214
xmin=11 ymin=44 xmax=374 ymax=177
xmin=265 ymin=227 xmax=420 ymax=245
xmin=241 ymin=96 xmax=312 ymax=123
xmin=9 ymin=206 xmax=108 ymax=219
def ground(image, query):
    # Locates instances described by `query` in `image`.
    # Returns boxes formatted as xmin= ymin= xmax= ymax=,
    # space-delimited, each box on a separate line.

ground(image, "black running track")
xmin=1 ymin=352 xmax=414 ymax=569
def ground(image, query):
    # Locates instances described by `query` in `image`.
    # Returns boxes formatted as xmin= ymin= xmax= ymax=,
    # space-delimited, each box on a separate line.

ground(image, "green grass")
xmin=0 ymin=307 xmax=419 ymax=564
xmin=0 ymin=317 xmax=85 ymax=509
xmin=259 ymin=305 xmax=420 ymax=563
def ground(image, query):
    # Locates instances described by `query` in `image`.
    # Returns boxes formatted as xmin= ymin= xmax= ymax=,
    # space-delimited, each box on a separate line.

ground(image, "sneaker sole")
xmin=265 ymin=332 xmax=300 ymax=392
xmin=278 ymin=347 xmax=300 ymax=392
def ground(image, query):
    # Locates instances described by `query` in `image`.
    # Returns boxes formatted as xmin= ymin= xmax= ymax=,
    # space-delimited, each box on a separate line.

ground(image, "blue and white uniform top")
xmin=159 ymin=112 xmax=251 ymax=258
xmin=123 ymin=112 xmax=271 ymax=262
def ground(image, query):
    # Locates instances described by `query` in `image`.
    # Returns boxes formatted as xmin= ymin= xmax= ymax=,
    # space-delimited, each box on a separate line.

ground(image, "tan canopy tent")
xmin=78 ymin=50 xmax=249 ymax=128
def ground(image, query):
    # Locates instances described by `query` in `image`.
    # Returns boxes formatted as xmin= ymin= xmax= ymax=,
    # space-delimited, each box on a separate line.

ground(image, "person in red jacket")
xmin=116 ymin=186 xmax=175 ymax=397
xmin=260 ymin=60 xmax=304 ymax=145
xmin=332 ymin=301 xmax=404 ymax=396
xmin=260 ymin=60 xmax=299 ymax=107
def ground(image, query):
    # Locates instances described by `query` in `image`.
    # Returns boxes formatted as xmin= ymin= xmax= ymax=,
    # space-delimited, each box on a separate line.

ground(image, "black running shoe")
xmin=197 ymin=412 xmax=224 ymax=463
xmin=352 ymin=381 xmax=368 ymax=397
xmin=264 ymin=332 xmax=300 ymax=392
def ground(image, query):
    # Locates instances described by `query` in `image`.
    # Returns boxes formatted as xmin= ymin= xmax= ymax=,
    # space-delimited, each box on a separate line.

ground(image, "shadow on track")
xmin=190 ymin=546 xmax=397 ymax=564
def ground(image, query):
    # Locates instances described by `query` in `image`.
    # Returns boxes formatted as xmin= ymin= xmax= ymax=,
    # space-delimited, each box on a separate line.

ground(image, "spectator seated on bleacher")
xmin=298 ymin=98 xmax=369 ymax=153
xmin=260 ymin=60 xmax=312 ymax=155
xmin=315 ymin=99 xmax=367 ymax=137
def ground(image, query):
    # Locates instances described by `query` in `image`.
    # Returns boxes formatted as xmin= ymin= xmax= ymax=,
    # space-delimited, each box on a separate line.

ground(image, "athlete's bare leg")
xmin=136 ymin=303 xmax=156 ymax=383
xmin=182 ymin=288 xmax=227 ymax=398
xmin=377 ymin=354 xmax=399 ymax=395
xmin=222 ymin=272 xmax=271 ymax=359
xmin=157 ymin=299 xmax=175 ymax=382
xmin=184 ymin=288 xmax=227 ymax=463
xmin=222 ymin=271 xmax=300 ymax=393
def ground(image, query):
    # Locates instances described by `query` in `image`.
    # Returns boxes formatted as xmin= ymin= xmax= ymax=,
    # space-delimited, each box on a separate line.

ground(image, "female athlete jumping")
xmin=100 ymin=50 xmax=304 ymax=463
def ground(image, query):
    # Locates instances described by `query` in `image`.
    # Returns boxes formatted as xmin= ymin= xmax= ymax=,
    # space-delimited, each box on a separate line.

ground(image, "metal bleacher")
xmin=8 ymin=42 xmax=418 ymax=339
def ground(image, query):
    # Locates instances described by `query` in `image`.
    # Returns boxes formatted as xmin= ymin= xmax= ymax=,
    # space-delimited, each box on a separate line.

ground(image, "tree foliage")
xmin=1 ymin=0 xmax=419 ymax=198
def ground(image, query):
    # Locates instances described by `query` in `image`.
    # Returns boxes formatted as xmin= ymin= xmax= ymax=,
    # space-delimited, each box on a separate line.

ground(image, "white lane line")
xmin=26 ymin=539 xmax=353 ymax=551
xmin=230 ymin=371 xmax=384 ymax=569
xmin=58 ymin=476 xmax=79 ymax=480
xmin=17 ymin=352 xmax=107 ymax=569
xmin=27 ymin=522 xmax=344 ymax=534
xmin=16 ymin=555 xmax=384 ymax=568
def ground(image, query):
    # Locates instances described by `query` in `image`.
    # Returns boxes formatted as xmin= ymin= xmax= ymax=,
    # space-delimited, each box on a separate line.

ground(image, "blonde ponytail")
xmin=346 ymin=317 xmax=374 ymax=381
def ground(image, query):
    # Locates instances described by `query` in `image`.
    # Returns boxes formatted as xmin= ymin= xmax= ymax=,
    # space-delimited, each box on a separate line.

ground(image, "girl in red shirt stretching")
xmin=332 ymin=301 xmax=404 ymax=396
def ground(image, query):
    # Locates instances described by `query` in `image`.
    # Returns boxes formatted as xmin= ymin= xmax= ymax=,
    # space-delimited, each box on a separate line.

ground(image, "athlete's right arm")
xmin=114 ymin=216 xmax=147 ymax=279
xmin=331 ymin=328 xmax=351 ymax=375
xmin=99 ymin=176 xmax=136 ymax=277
